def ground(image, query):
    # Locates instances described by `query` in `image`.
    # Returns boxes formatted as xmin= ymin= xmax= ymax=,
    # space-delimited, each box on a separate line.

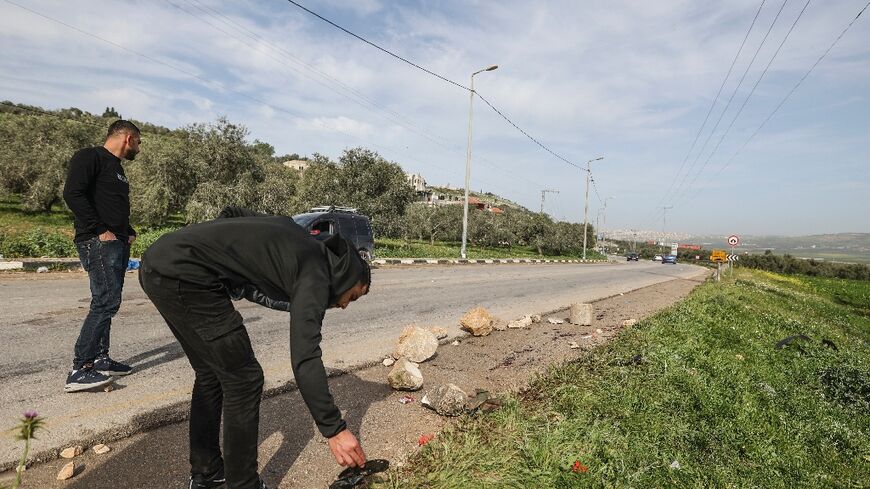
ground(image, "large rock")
xmin=507 ymin=315 xmax=533 ymax=329
xmin=569 ymin=303 xmax=593 ymax=325
xmin=57 ymin=462 xmax=75 ymax=480
xmin=60 ymin=445 xmax=83 ymax=459
xmin=460 ymin=307 xmax=494 ymax=336
xmin=393 ymin=326 xmax=439 ymax=362
xmin=421 ymin=383 xmax=467 ymax=416
xmin=387 ymin=358 xmax=423 ymax=391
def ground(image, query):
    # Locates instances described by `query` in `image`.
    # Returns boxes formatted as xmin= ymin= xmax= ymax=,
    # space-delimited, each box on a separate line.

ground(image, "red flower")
xmin=571 ymin=460 xmax=589 ymax=473
xmin=418 ymin=434 xmax=435 ymax=446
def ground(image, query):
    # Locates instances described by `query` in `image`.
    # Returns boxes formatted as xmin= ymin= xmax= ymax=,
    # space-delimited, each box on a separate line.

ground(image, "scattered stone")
xmin=622 ymin=318 xmax=638 ymax=327
xmin=492 ymin=318 xmax=508 ymax=331
xmin=429 ymin=327 xmax=449 ymax=340
xmin=735 ymin=354 xmax=745 ymax=361
xmin=460 ymin=307 xmax=494 ymax=336
xmin=104 ymin=383 xmax=114 ymax=392
xmin=57 ymin=462 xmax=75 ymax=480
xmin=421 ymin=383 xmax=467 ymax=416
xmin=580 ymin=334 xmax=592 ymax=339
xmin=547 ymin=317 xmax=564 ymax=325
xmin=37 ymin=266 xmax=50 ymax=273
xmin=393 ymin=326 xmax=439 ymax=363
xmin=451 ymin=340 xmax=460 ymax=346
xmin=382 ymin=357 xmax=395 ymax=367
xmin=569 ymin=303 xmax=593 ymax=325
xmin=60 ymin=445 xmax=83 ymax=459
xmin=466 ymin=389 xmax=491 ymax=412
xmin=507 ymin=315 xmax=533 ymax=329
xmin=92 ymin=443 xmax=111 ymax=454
xmin=530 ymin=314 xmax=542 ymax=323
xmin=387 ymin=358 xmax=423 ymax=391
xmin=595 ymin=328 xmax=603 ymax=334
xmin=669 ymin=460 xmax=681 ymax=470
xmin=568 ymin=341 xmax=580 ymax=349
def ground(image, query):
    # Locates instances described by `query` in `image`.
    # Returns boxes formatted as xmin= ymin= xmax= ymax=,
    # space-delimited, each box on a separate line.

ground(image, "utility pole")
xmin=460 ymin=64 xmax=498 ymax=259
xmin=582 ymin=156 xmax=604 ymax=260
xmin=540 ymin=189 xmax=559 ymax=213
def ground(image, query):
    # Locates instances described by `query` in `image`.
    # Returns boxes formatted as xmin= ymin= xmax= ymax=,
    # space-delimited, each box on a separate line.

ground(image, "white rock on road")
xmin=421 ymin=383 xmax=467 ymax=416
xmin=460 ymin=307 xmax=494 ymax=336
xmin=387 ymin=358 xmax=424 ymax=391
xmin=393 ymin=326 xmax=439 ymax=363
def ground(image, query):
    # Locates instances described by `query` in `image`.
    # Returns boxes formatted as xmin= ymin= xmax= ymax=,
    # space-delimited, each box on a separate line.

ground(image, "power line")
xmin=675 ymin=0 xmax=813 ymax=201
xmin=644 ymin=0 xmax=767 ymax=225
xmin=164 ymin=0 xmax=551 ymax=191
xmin=643 ymin=0 xmax=792 ymax=229
xmin=283 ymin=0 xmax=585 ymax=171
xmin=685 ymin=0 xmax=870 ymax=201
xmin=0 ymin=3 xmax=553 ymax=211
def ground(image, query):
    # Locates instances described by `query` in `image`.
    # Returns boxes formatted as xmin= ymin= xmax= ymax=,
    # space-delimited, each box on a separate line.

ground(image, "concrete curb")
xmin=1 ymin=257 xmax=611 ymax=272
xmin=372 ymin=258 xmax=609 ymax=266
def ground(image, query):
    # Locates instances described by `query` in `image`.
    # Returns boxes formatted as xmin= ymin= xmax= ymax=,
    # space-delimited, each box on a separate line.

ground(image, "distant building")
xmin=405 ymin=173 xmax=427 ymax=192
xmin=283 ymin=159 xmax=309 ymax=172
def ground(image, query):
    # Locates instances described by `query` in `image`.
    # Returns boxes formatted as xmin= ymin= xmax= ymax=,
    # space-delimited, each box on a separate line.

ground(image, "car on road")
xmin=626 ymin=252 xmax=639 ymax=261
xmin=292 ymin=206 xmax=375 ymax=262
xmin=662 ymin=254 xmax=678 ymax=264
xmin=653 ymin=254 xmax=663 ymax=261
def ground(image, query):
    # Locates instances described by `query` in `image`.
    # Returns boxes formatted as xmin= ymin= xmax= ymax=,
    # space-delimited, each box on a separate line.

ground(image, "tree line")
xmin=0 ymin=102 xmax=596 ymax=256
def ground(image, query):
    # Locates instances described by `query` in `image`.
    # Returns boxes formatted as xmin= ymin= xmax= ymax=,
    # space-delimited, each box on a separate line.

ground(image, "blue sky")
xmin=1 ymin=0 xmax=868 ymax=236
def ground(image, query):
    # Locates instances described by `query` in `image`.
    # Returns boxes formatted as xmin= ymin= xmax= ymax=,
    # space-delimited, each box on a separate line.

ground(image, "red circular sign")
xmin=727 ymin=235 xmax=740 ymax=246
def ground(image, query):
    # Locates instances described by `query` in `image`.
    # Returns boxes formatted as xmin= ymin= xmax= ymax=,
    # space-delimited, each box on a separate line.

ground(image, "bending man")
xmin=139 ymin=207 xmax=369 ymax=489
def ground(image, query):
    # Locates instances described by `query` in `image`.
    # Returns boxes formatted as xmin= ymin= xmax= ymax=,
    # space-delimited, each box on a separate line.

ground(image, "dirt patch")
xmin=9 ymin=276 xmax=705 ymax=489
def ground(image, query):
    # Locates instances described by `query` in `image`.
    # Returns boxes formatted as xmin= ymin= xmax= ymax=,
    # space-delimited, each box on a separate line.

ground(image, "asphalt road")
xmin=0 ymin=259 xmax=705 ymax=467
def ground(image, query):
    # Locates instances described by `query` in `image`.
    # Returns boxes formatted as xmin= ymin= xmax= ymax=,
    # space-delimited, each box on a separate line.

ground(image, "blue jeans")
xmin=74 ymin=237 xmax=130 ymax=369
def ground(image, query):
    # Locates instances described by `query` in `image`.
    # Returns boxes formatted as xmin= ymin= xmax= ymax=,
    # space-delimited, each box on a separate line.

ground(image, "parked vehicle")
xmin=662 ymin=254 xmax=678 ymax=264
xmin=653 ymin=254 xmax=663 ymax=261
xmin=292 ymin=206 xmax=374 ymax=262
xmin=626 ymin=252 xmax=639 ymax=261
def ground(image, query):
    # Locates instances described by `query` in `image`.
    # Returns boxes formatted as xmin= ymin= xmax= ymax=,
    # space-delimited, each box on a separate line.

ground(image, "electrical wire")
xmin=283 ymin=0 xmax=587 ymax=172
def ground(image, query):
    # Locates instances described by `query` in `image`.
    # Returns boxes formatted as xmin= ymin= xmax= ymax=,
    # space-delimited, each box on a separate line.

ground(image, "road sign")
xmin=727 ymin=235 xmax=740 ymax=246
xmin=727 ymin=254 xmax=740 ymax=262
xmin=710 ymin=250 xmax=728 ymax=263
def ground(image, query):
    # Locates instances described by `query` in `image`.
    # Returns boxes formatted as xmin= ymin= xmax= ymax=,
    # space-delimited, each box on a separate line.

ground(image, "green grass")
xmin=375 ymin=238 xmax=606 ymax=260
xmin=382 ymin=269 xmax=870 ymax=488
xmin=0 ymin=195 xmax=75 ymax=236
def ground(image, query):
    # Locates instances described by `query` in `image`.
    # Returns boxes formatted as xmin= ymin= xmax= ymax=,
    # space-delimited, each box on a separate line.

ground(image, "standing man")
xmin=139 ymin=207 xmax=370 ymax=489
xmin=62 ymin=120 xmax=141 ymax=392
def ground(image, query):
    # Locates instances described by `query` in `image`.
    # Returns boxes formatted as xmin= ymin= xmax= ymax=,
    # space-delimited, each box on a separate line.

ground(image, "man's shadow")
xmin=67 ymin=372 xmax=390 ymax=489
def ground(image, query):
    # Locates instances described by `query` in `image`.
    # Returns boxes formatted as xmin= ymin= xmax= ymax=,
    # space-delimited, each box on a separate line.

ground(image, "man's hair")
xmin=106 ymin=120 xmax=140 ymax=139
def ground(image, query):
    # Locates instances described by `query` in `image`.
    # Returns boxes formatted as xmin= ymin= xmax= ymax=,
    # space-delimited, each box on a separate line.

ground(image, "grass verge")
xmin=375 ymin=238 xmax=606 ymax=260
xmin=381 ymin=269 xmax=869 ymax=488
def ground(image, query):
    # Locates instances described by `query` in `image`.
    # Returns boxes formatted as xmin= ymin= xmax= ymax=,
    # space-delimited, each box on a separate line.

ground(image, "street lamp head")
xmin=485 ymin=65 xmax=498 ymax=71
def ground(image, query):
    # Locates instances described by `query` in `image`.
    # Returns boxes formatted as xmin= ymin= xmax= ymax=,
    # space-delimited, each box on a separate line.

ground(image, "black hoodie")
xmin=141 ymin=207 xmax=366 ymax=437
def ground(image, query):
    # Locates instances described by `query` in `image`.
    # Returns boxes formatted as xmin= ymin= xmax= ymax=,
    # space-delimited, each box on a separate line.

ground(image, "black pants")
xmin=139 ymin=267 xmax=263 ymax=489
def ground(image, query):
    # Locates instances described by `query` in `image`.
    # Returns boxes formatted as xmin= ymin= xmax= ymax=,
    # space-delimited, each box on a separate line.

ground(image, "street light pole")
xmin=460 ymin=64 xmax=498 ymax=259
xmin=581 ymin=156 xmax=604 ymax=259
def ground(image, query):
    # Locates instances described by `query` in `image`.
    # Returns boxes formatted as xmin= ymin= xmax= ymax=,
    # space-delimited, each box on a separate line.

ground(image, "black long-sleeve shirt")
xmin=142 ymin=209 xmax=365 ymax=438
xmin=63 ymin=146 xmax=135 ymax=242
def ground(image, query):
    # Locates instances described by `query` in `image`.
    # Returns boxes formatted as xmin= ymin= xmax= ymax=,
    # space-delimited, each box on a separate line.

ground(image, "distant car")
xmin=662 ymin=254 xmax=677 ymax=264
xmin=292 ymin=206 xmax=374 ymax=262
xmin=653 ymin=254 xmax=663 ymax=261
xmin=626 ymin=253 xmax=639 ymax=261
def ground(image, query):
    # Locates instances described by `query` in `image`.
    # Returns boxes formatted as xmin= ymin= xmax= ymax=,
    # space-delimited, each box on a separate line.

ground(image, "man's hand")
xmin=99 ymin=230 xmax=117 ymax=242
xmin=327 ymin=429 xmax=366 ymax=468
xmin=128 ymin=235 xmax=136 ymax=245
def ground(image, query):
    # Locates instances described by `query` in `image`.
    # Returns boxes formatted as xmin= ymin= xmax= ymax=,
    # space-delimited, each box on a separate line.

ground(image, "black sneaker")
xmin=189 ymin=467 xmax=226 ymax=489
xmin=94 ymin=356 xmax=133 ymax=376
xmin=65 ymin=365 xmax=113 ymax=393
